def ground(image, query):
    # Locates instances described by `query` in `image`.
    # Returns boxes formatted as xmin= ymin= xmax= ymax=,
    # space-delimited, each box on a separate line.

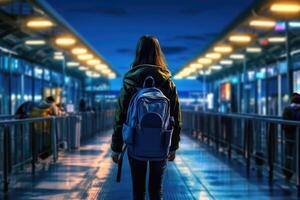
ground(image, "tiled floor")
xmin=2 ymin=131 xmax=299 ymax=200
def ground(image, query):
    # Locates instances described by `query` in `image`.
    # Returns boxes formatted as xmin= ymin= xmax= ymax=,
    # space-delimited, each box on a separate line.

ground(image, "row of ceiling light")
xmin=175 ymin=1 xmax=300 ymax=80
xmin=24 ymin=17 xmax=116 ymax=79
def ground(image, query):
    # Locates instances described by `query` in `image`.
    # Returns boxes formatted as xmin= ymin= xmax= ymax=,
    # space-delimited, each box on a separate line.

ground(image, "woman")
xmin=111 ymin=35 xmax=182 ymax=200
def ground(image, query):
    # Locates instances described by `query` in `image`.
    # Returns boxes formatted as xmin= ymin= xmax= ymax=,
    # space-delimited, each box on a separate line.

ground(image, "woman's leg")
xmin=148 ymin=159 xmax=167 ymax=200
xmin=128 ymin=155 xmax=148 ymax=200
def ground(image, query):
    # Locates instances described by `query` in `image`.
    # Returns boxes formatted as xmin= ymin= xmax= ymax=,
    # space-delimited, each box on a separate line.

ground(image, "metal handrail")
xmin=183 ymin=110 xmax=300 ymax=125
xmin=182 ymin=110 xmax=300 ymax=191
xmin=0 ymin=109 xmax=116 ymax=192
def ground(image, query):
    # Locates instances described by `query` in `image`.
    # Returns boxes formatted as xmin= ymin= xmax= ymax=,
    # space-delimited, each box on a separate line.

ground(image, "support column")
xmin=285 ymin=21 xmax=293 ymax=97
xmin=242 ymin=59 xmax=247 ymax=113
xmin=8 ymin=54 xmax=12 ymax=114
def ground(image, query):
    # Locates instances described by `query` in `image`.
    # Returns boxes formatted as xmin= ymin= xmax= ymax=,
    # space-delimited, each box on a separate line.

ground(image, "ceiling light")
xmin=55 ymin=36 xmax=76 ymax=46
xmin=197 ymin=58 xmax=212 ymax=64
xmin=54 ymin=55 xmax=64 ymax=60
xmin=79 ymin=66 xmax=88 ymax=71
xmin=25 ymin=40 xmax=46 ymax=45
xmin=71 ymin=47 xmax=88 ymax=55
xmin=54 ymin=51 xmax=63 ymax=56
xmin=289 ymin=21 xmax=300 ymax=28
xmin=66 ymin=62 xmax=79 ymax=67
xmin=220 ymin=60 xmax=233 ymax=65
xmin=205 ymin=70 xmax=211 ymax=75
xmin=174 ymin=75 xmax=183 ymax=80
xmin=205 ymin=53 xmax=221 ymax=59
xmin=96 ymin=64 xmax=108 ymax=70
xmin=270 ymin=2 xmax=300 ymax=14
xmin=230 ymin=54 xmax=245 ymax=60
xmin=190 ymin=63 xmax=203 ymax=69
xmin=214 ymin=45 xmax=232 ymax=53
xmin=102 ymin=68 xmax=112 ymax=74
xmin=26 ymin=19 xmax=54 ymax=29
xmin=249 ymin=20 xmax=276 ymax=28
xmin=246 ymin=47 xmax=262 ymax=53
xmin=78 ymin=54 xmax=94 ymax=60
xmin=210 ymin=65 xmax=222 ymax=70
xmin=92 ymin=73 xmax=101 ymax=78
xmin=187 ymin=76 xmax=197 ymax=80
xmin=87 ymin=59 xmax=101 ymax=66
xmin=268 ymin=37 xmax=286 ymax=43
xmin=229 ymin=35 xmax=251 ymax=43
xmin=86 ymin=71 xmax=93 ymax=76
xmin=108 ymin=73 xmax=116 ymax=79
xmin=179 ymin=68 xmax=196 ymax=77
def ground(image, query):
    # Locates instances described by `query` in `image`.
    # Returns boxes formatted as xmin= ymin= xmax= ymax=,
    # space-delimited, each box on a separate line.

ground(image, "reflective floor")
xmin=2 ymin=131 xmax=299 ymax=200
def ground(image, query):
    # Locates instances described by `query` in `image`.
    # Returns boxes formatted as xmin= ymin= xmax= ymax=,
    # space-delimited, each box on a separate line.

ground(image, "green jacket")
xmin=111 ymin=64 xmax=182 ymax=153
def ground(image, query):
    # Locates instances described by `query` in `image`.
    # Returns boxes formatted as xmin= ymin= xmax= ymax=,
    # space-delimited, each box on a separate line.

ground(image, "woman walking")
xmin=111 ymin=35 xmax=182 ymax=200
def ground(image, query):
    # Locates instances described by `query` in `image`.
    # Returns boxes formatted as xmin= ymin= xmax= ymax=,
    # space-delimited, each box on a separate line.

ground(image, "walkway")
xmin=2 ymin=131 xmax=299 ymax=200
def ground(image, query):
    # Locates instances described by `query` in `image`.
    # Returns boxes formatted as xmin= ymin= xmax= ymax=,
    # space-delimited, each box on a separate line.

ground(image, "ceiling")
xmin=46 ymin=0 xmax=255 ymax=76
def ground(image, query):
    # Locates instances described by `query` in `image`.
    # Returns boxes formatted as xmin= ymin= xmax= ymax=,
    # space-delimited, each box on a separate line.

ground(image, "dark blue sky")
xmin=47 ymin=0 xmax=253 ymax=90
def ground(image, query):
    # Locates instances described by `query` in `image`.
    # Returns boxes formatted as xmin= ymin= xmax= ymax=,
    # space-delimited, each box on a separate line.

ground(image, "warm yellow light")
xmin=26 ymin=19 xmax=54 ymax=29
xmin=87 ymin=59 xmax=101 ymax=66
xmin=246 ymin=47 xmax=262 ymax=53
xmin=214 ymin=45 xmax=232 ymax=53
xmin=55 ymin=37 xmax=76 ymax=46
xmin=197 ymin=58 xmax=212 ymax=64
xmin=270 ymin=3 xmax=300 ymax=13
xmin=95 ymin=64 xmax=108 ymax=70
xmin=102 ymin=68 xmax=112 ymax=74
xmin=268 ymin=37 xmax=286 ymax=43
xmin=230 ymin=54 xmax=245 ymax=60
xmin=25 ymin=40 xmax=46 ymax=45
xmin=220 ymin=60 xmax=233 ymax=65
xmin=249 ymin=20 xmax=276 ymax=28
xmin=180 ymin=68 xmax=196 ymax=76
xmin=190 ymin=63 xmax=203 ymax=69
xmin=229 ymin=35 xmax=251 ymax=43
xmin=205 ymin=53 xmax=221 ymax=59
xmin=71 ymin=47 xmax=88 ymax=55
xmin=77 ymin=54 xmax=94 ymax=60
xmin=66 ymin=62 xmax=79 ymax=67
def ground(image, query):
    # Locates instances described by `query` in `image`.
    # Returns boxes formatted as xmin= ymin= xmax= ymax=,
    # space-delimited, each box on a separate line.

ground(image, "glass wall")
xmin=0 ymin=52 xmax=83 ymax=115
xmin=207 ymin=60 xmax=292 ymax=116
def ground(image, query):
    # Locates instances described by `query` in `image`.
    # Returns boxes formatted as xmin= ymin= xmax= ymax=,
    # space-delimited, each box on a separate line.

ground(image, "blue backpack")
xmin=122 ymin=76 xmax=174 ymax=161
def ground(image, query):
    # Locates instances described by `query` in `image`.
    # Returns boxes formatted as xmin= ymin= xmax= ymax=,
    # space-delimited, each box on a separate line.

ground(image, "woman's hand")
xmin=111 ymin=152 xmax=120 ymax=164
xmin=168 ymin=151 xmax=176 ymax=161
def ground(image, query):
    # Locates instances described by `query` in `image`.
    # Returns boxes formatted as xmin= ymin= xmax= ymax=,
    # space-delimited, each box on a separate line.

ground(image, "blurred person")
xmin=15 ymin=101 xmax=37 ymax=119
xmin=79 ymin=99 xmax=87 ymax=112
xmin=111 ymin=35 xmax=182 ymax=200
xmin=282 ymin=92 xmax=300 ymax=180
xmin=30 ymin=96 xmax=60 ymax=159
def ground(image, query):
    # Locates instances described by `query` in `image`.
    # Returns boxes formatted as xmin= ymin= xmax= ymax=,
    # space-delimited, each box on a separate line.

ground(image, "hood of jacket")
xmin=123 ymin=64 xmax=171 ymax=89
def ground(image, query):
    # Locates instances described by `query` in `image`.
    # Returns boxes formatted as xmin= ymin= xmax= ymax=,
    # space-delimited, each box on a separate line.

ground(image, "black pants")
xmin=128 ymin=154 xmax=167 ymax=200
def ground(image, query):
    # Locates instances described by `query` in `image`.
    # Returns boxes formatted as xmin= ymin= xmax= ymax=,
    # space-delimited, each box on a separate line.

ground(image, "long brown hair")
xmin=132 ymin=35 xmax=167 ymax=69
